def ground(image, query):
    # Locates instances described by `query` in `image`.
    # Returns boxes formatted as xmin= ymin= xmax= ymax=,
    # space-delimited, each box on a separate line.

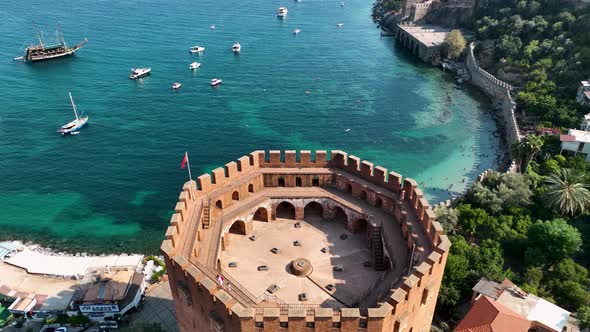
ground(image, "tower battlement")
xmin=161 ymin=150 xmax=450 ymax=332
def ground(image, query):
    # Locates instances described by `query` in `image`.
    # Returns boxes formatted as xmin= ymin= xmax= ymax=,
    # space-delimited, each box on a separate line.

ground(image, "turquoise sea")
xmin=0 ymin=0 xmax=501 ymax=253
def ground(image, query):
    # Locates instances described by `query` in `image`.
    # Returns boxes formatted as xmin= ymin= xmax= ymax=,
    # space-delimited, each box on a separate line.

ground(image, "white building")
xmin=560 ymin=128 xmax=590 ymax=162
xmin=576 ymin=80 xmax=590 ymax=107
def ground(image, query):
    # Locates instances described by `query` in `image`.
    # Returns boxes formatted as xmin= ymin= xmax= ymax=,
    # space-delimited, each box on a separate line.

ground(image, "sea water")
xmin=0 ymin=0 xmax=501 ymax=253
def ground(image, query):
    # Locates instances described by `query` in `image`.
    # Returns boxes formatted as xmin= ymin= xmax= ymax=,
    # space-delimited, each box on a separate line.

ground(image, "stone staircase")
xmin=371 ymin=226 xmax=386 ymax=271
xmin=202 ymin=204 xmax=210 ymax=229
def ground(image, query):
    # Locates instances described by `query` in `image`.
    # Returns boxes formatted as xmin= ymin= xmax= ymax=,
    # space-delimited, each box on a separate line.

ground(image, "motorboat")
xmin=341 ymin=1 xmax=344 ymax=6
xmin=337 ymin=23 xmax=344 ymax=27
xmin=189 ymin=46 xmax=205 ymax=54
xmin=172 ymin=82 xmax=182 ymax=89
xmin=277 ymin=7 xmax=288 ymax=18
xmin=129 ymin=67 xmax=151 ymax=80
xmin=210 ymin=25 xmax=216 ymax=29
xmin=293 ymin=28 xmax=301 ymax=34
xmin=232 ymin=42 xmax=241 ymax=53
xmin=210 ymin=78 xmax=222 ymax=86
xmin=57 ymin=92 xmax=88 ymax=135
xmin=190 ymin=62 xmax=201 ymax=70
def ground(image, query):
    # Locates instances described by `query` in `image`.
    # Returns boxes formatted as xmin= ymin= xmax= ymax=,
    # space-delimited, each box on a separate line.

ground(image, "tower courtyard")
xmin=161 ymin=150 xmax=450 ymax=332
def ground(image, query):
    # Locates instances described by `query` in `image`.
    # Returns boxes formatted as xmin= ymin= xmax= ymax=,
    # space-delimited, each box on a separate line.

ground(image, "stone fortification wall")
xmin=466 ymin=43 xmax=523 ymax=154
xmin=161 ymin=150 xmax=450 ymax=332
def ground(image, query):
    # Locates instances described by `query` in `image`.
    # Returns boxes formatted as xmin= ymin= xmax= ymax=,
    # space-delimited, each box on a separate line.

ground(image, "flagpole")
xmin=185 ymin=152 xmax=193 ymax=181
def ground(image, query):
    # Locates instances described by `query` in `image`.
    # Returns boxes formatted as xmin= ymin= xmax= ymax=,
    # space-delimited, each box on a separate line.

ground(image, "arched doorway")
xmin=296 ymin=177 xmax=302 ymax=187
xmin=248 ymin=184 xmax=254 ymax=193
xmin=229 ymin=220 xmax=247 ymax=235
xmin=359 ymin=190 xmax=367 ymax=201
xmin=278 ymin=177 xmax=286 ymax=187
xmin=332 ymin=206 xmax=347 ymax=224
xmin=216 ymin=200 xmax=223 ymax=209
xmin=304 ymin=202 xmax=323 ymax=220
xmin=375 ymin=197 xmax=383 ymax=208
xmin=345 ymin=183 xmax=352 ymax=193
xmin=312 ymin=177 xmax=320 ymax=186
xmin=253 ymin=207 xmax=269 ymax=222
xmin=276 ymin=201 xmax=296 ymax=219
xmin=355 ymin=218 xmax=368 ymax=236
xmin=232 ymin=191 xmax=240 ymax=201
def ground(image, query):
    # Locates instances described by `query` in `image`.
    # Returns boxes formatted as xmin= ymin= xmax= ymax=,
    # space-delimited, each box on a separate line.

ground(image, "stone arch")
xmin=229 ymin=220 xmax=247 ymax=235
xmin=215 ymin=200 xmax=223 ymax=209
xmin=332 ymin=206 xmax=348 ymax=224
xmin=345 ymin=183 xmax=352 ymax=194
xmin=276 ymin=201 xmax=296 ymax=219
xmin=359 ymin=190 xmax=367 ymax=201
xmin=248 ymin=183 xmax=254 ymax=193
xmin=304 ymin=201 xmax=323 ymax=220
xmin=232 ymin=191 xmax=240 ymax=201
xmin=296 ymin=177 xmax=303 ymax=187
xmin=375 ymin=197 xmax=383 ymax=208
xmin=253 ymin=207 xmax=269 ymax=222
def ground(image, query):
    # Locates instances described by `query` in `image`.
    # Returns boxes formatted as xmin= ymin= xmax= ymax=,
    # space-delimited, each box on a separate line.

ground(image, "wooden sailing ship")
xmin=17 ymin=24 xmax=87 ymax=63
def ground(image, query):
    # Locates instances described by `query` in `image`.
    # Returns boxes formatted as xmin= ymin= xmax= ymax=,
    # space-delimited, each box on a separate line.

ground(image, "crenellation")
xmin=162 ymin=150 xmax=449 ymax=332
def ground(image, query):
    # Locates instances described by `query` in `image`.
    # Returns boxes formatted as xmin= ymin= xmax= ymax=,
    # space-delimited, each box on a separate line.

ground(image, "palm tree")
xmin=512 ymin=134 xmax=544 ymax=171
xmin=542 ymin=168 xmax=590 ymax=216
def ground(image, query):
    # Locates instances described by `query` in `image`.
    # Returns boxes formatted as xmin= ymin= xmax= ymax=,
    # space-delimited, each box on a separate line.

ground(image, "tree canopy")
xmin=443 ymin=29 xmax=467 ymax=59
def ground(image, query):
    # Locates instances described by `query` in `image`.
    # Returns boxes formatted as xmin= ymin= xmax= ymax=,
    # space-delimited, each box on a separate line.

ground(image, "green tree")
xmin=578 ymin=305 xmax=590 ymax=330
xmin=512 ymin=134 xmax=544 ymax=172
xmin=526 ymin=218 xmax=582 ymax=265
xmin=542 ymin=168 xmax=590 ymax=216
xmin=467 ymin=172 xmax=533 ymax=214
xmin=443 ymin=29 xmax=466 ymax=59
xmin=553 ymin=280 xmax=590 ymax=310
xmin=497 ymin=35 xmax=522 ymax=58
xmin=122 ymin=322 xmax=166 ymax=332
xmin=434 ymin=205 xmax=459 ymax=234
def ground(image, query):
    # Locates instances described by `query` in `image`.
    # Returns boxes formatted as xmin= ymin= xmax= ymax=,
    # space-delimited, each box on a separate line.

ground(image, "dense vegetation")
xmin=435 ymin=137 xmax=590 ymax=328
xmin=472 ymin=0 xmax=590 ymax=127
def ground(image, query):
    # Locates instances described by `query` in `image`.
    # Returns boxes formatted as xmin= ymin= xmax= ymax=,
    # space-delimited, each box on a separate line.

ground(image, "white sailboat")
xmin=57 ymin=92 xmax=88 ymax=135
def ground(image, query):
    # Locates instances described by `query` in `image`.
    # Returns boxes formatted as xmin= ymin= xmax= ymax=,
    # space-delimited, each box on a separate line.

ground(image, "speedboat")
xmin=190 ymin=62 xmax=201 ymax=70
xmin=189 ymin=46 xmax=205 ymax=54
xmin=337 ymin=23 xmax=344 ymax=27
xmin=232 ymin=42 xmax=241 ymax=53
xmin=210 ymin=25 xmax=216 ymax=29
xmin=293 ymin=28 xmax=301 ymax=34
xmin=210 ymin=78 xmax=222 ymax=86
xmin=57 ymin=92 xmax=88 ymax=135
xmin=129 ymin=68 xmax=151 ymax=80
xmin=277 ymin=7 xmax=288 ymax=18
xmin=172 ymin=82 xmax=182 ymax=89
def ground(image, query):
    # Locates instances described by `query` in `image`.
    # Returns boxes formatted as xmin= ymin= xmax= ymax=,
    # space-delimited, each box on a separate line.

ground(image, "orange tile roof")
xmin=454 ymin=296 xmax=531 ymax=332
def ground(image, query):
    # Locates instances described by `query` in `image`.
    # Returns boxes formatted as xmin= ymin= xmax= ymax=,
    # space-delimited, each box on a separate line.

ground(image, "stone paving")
xmin=128 ymin=281 xmax=179 ymax=332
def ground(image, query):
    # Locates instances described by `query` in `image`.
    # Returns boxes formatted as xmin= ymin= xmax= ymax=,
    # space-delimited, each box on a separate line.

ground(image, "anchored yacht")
xmin=232 ymin=42 xmax=241 ymax=53
xmin=189 ymin=46 xmax=205 ymax=54
xmin=277 ymin=7 xmax=288 ymax=18
xmin=57 ymin=92 xmax=88 ymax=135
xmin=210 ymin=78 xmax=222 ymax=86
xmin=190 ymin=62 xmax=201 ymax=70
xmin=172 ymin=82 xmax=182 ymax=89
xmin=129 ymin=68 xmax=151 ymax=80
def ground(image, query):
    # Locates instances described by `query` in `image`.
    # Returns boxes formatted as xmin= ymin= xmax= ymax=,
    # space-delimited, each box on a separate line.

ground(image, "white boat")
xmin=190 ymin=62 xmax=201 ymax=70
xmin=341 ymin=1 xmax=344 ymax=6
xmin=277 ymin=7 xmax=288 ymax=17
xmin=172 ymin=82 xmax=182 ymax=89
xmin=129 ymin=67 xmax=151 ymax=80
xmin=210 ymin=25 xmax=216 ymax=29
xmin=189 ymin=46 xmax=205 ymax=54
xmin=293 ymin=28 xmax=301 ymax=34
xmin=210 ymin=78 xmax=222 ymax=86
xmin=337 ymin=23 xmax=344 ymax=27
xmin=57 ymin=92 xmax=88 ymax=135
xmin=232 ymin=42 xmax=241 ymax=53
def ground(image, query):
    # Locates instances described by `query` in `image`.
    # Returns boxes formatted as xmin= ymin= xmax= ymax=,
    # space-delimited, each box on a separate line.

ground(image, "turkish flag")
xmin=181 ymin=153 xmax=188 ymax=169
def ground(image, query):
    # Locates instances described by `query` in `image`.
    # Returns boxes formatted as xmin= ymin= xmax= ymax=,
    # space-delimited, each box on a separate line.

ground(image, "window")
xmin=296 ymin=177 xmax=302 ymax=187
xmin=215 ymin=200 xmax=223 ymax=209
xmin=248 ymin=184 xmax=254 ymax=193
xmin=278 ymin=177 xmax=285 ymax=187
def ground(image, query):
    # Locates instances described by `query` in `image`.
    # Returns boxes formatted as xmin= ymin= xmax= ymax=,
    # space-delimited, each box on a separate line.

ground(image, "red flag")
xmin=181 ymin=153 xmax=188 ymax=169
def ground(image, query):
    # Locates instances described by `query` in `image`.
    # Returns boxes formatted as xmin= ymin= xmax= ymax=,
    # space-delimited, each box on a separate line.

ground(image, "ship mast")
xmin=69 ymin=92 xmax=79 ymax=120
xmin=56 ymin=22 xmax=67 ymax=48
xmin=32 ymin=21 xmax=44 ymax=49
